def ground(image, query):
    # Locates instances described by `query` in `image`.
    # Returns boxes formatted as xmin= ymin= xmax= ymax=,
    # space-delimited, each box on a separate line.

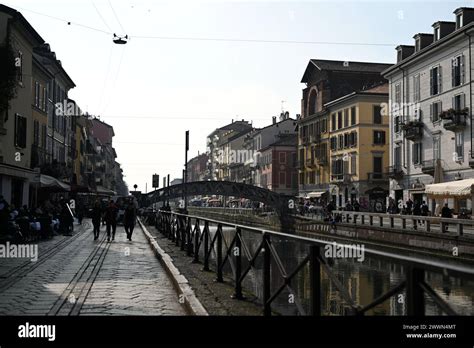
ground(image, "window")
xmin=279 ymin=152 xmax=286 ymax=164
xmin=415 ymin=38 xmax=421 ymax=52
xmin=350 ymin=106 xmax=356 ymax=125
xmin=430 ymin=66 xmax=442 ymax=95
xmin=452 ymin=55 xmax=465 ymax=87
xmin=455 ymin=132 xmax=464 ymax=160
xmin=373 ymin=105 xmax=382 ymax=124
xmin=413 ymin=74 xmax=420 ymax=103
xmin=41 ymin=124 xmax=47 ymax=148
xmin=373 ymin=156 xmax=383 ymax=174
xmin=394 ymin=146 xmax=402 ymax=168
xmin=430 ymin=101 xmax=442 ymax=122
xmin=337 ymin=111 xmax=342 ymax=129
xmin=14 ymin=114 xmax=27 ymax=148
xmin=397 ymin=49 xmax=402 ymax=63
xmin=331 ymin=114 xmax=336 ymax=131
xmin=394 ymin=116 xmax=400 ymax=133
xmin=34 ymin=82 xmax=40 ymax=107
xmin=373 ymin=131 xmax=386 ymax=145
xmin=279 ymin=172 xmax=286 ymax=186
xmin=33 ymin=120 xmax=39 ymax=146
xmin=344 ymin=133 xmax=349 ymax=148
xmin=433 ymin=136 xmax=441 ymax=160
xmin=456 ymin=13 xmax=463 ymax=29
xmin=453 ymin=94 xmax=465 ymax=111
xmin=322 ymin=118 xmax=327 ymax=133
xmin=330 ymin=137 xmax=337 ymax=150
xmin=412 ymin=142 xmax=423 ymax=165
xmin=338 ymin=135 xmax=344 ymax=149
xmin=395 ymin=83 xmax=401 ymax=105
xmin=343 ymin=109 xmax=349 ymax=127
xmin=17 ymin=51 xmax=23 ymax=83
xmin=350 ymin=153 xmax=357 ymax=174
xmin=349 ymin=132 xmax=357 ymax=147
xmin=434 ymin=26 xmax=440 ymax=42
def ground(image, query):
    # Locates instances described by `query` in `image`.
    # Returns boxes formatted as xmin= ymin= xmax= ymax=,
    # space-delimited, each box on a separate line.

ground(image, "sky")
xmin=3 ymin=0 xmax=473 ymax=192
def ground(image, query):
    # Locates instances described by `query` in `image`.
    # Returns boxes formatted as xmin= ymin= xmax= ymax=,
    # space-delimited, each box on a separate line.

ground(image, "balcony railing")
xmin=421 ymin=159 xmax=435 ymax=175
xmin=402 ymin=121 xmax=423 ymax=140
xmin=30 ymin=145 xmax=51 ymax=169
xmin=443 ymin=113 xmax=467 ymax=132
xmin=367 ymin=172 xmax=388 ymax=182
xmin=387 ymin=165 xmax=403 ymax=179
xmin=331 ymin=174 xmax=351 ymax=183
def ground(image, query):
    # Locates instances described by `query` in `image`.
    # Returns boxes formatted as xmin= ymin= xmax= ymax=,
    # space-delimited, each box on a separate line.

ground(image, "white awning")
xmin=425 ymin=178 xmax=474 ymax=198
xmin=96 ymin=186 xmax=117 ymax=196
xmin=308 ymin=191 xmax=327 ymax=198
xmin=33 ymin=174 xmax=70 ymax=191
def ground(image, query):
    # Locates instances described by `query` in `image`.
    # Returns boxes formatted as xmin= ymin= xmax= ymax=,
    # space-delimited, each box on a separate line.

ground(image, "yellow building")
xmin=298 ymin=59 xmax=391 ymax=199
xmin=326 ymin=84 xmax=389 ymax=211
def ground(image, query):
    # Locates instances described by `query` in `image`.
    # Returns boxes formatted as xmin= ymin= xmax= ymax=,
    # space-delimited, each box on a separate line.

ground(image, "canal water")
xmin=198 ymin=224 xmax=474 ymax=315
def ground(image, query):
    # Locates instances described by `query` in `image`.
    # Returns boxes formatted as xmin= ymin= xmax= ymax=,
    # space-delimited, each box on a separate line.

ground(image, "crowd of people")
xmin=0 ymin=194 xmax=138 ymax=243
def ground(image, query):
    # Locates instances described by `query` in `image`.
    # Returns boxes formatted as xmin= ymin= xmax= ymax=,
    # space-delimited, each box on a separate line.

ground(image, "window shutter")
xmin=461 ymin=55 xmax=465 ymax=84
xmin=438 ymin=66 xmax=442 ymax=93
xmin=382 ymin=131 xmax=386 ymax=144
xmin=452 ymin=58 xmax=456 ymax=87
xmin=461 ymin=93 xmax=465 ymax=109
xmin=412 ymin=143 xmax=416 ymax=164
xmin=430 ymin=68 xmax=434 ymax=95
xmin=452 ymin=96 xmax=455 ymax=109
xmin=430 ymin=103 xmax=433 ymax=122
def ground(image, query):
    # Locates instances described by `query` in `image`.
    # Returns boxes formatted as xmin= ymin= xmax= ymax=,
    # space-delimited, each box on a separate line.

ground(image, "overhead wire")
xmin=108 ymin=0 xmax=127 ymax=34
xmin=91 ymin=0 xmax=113 ymax=33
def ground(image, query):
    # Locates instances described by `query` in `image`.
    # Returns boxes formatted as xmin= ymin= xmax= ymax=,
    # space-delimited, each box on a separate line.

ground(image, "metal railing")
xmin=303 ymin=210 xmax=474 ymax=238
xmin=155 ymin=210 xmax=474 ymax=316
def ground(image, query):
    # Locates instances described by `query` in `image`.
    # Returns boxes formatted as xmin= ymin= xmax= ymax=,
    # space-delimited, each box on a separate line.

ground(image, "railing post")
xmin=457 ymin=222 xmax=463 ymax=236
xmin=263 ymin=233 xmax=271 ymax=316
xmin=426 ymin=219 xmax=430 ymax=232
xmin=406 ymin=267 xmax=425 ymax=316
xmin=180 ymin=217 xmax=186 ymax=250
xmin=402 ymin=218 xmax=406 ymax=229
xmin=175 ymin=217 xmax=180 ymax=246
xmin=361 ymin=215 xmax=365 ymax=224
xmin=441 ymin=220 xmax=447 ymax=233
xmin=309 ymin=245 xmax=321 ymax=316
xmin=216 ymin=224 xmax=224 ymax=282
xmin=203 ymin=221 xmax=210 ymax=271
xmin=187 ymin=218 xmax=193 ymax=256
xmin=232 ymin=227 xmax=243 ymax=300
xmin=379 ymin=216 xmax=383 ymax=227
xmin=369 ymin=215 xmax=373 ymax=226
xmin=193 ymin=219 xmax=200 ymax=263
xmin=413 ymin=218 xmax=417 ymax=231
xmin=390 ymin=216 xmax=394 ymax=228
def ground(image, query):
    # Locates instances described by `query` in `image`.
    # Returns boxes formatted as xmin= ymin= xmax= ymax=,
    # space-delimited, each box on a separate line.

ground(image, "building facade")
xmin=382 ymin=7 xmax=474 ymax=212
xmin=298 ymin=59 xmax=391 ymax=199
xmin=326 ymin=84 xmax=389 ymax=211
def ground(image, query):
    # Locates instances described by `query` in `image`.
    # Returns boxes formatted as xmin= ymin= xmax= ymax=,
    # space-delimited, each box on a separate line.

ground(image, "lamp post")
xmin=184 ymin=130 xmax=189 ymax=213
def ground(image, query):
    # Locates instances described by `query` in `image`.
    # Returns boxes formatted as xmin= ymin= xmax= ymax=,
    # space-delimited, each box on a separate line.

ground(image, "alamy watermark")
xmin=0 ymin=242 xmax=38 ymax=262
xmin=324 ymin=242 xmax=365 ymax=262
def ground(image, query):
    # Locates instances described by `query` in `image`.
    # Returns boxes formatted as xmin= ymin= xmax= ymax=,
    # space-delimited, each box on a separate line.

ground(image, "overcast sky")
xmin=3 ymin=0 xmax=471 ymax=192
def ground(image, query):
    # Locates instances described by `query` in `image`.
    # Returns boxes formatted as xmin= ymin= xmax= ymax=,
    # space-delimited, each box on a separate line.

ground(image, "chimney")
xmin=272 ymin=116 xmax=277 ymax=124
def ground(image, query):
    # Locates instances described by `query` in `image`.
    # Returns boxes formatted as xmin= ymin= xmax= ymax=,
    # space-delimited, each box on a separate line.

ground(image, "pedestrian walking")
xmin=441 ymin=203 xmax=453 ymax=232
xmin=91 ymin=201 xmax=102 ymax=240
xmin=123 ymin=199 xmax=137 ymax=241
xmin=421 ymin=201 xmax=429 ymax=225
xmin=104 ymin=200 xmax=118 ymax=242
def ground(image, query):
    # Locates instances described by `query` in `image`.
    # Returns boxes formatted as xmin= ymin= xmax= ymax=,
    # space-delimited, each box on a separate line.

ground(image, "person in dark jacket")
xmin=123 ymin=199 xmax=137 ymax=241
xmin=104 ymin=200 xmax=118 ymax=241
xmin=91 ymin=201 xmax=102 ymax=240
xmin=441 ymin=203 xmax=452 ymax=218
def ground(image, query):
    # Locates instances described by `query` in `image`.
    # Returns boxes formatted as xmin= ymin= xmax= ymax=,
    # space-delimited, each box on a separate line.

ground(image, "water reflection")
xmin=198 ymin=224 xmax=474 ymax=315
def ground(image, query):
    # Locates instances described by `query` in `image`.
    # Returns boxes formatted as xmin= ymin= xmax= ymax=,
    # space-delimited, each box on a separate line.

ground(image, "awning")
xmin=95 ymin=186 xmax=117 ymax=196
xmin=33 ymin=174 xmax=71 ymax=191
xmin=307 ymin=191 xmax=327 ymax=198
xmin=425 ymin=178 xmax=474 ymax=198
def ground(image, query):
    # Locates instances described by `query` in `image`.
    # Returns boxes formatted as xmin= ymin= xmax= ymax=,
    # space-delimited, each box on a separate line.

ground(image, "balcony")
xmin=421 ymin=159 xmax=435 ymax=175
xmin=30 ymin=145 xmax=51 ymax=169
xmin=367 ymin=172 xmax=388 ymax=182
xmin=306 ymin=158 xmax=317 ymax=168
xmin=402 ymin=121 xmax=423 ymax=140
xmin=441 ymin=109 xmax=468 ymax=132
xmin=387 ymin=165 xmax=404 ymax=179
xmin=331 ymin=174 xmax=351 ymax=184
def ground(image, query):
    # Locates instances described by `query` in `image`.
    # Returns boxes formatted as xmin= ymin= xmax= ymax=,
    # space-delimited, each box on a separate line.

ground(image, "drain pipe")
xmin=464 ymin=31 xmax=473 ymax=160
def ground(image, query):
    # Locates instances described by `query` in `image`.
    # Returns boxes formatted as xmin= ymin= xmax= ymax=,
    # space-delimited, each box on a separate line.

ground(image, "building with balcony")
xmin=382 ymin=7 xmax=474 ymax=212
xmin=326 ymin=84 xmax=389 ymax=211
xmin=298 ymin=59 xmax=391 ymax=200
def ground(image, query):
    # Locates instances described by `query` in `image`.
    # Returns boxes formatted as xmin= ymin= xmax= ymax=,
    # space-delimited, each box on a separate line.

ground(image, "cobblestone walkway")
xmin=0 ymin=220 xmax=186 ymax=316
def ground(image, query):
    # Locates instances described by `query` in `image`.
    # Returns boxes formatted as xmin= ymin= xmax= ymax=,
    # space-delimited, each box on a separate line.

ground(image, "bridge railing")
xmin=155 ymin=210 xmax=474 ymax=316
xmin=298 ymin=210 xmax=474 ymax=237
